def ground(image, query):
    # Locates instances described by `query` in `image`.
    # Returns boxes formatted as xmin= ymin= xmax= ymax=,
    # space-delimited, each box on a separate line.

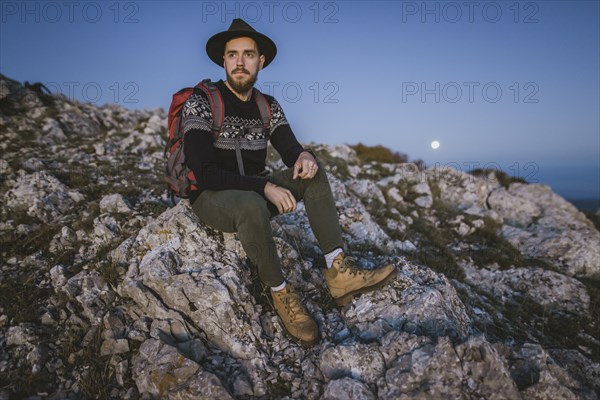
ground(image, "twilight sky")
xmin=1 ymin=1 xmax=599 ymax=199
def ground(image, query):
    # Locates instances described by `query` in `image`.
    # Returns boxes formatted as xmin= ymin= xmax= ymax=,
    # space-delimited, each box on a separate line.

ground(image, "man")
xmin=183 ymin=19 xmax=396 ymax=346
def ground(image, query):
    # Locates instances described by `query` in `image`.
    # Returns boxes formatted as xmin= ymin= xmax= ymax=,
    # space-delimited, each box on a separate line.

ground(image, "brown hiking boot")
xmin=271 ymin=285 xmax=318 ymax=346
xmin=323 ymin=253 xmax=397 ymax=306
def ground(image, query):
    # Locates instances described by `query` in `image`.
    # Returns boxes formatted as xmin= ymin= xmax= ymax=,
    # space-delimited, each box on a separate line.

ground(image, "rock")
xmin=348 ymin=165 xmax=360 ymax=178
xmin=344 ymin=261 xmax=471 ymax=341
xmin=488 ymin=185 xmax=542 ymax=227
xmin=413 ymin=182 xmax=431 ymax=196
xmin=414 ymin=195 xmax=433 ymax=208
xmin=56 ymin=104 xmax=101 ymax=137
xmin=1 ymin=73 xmax=598 ymax=400
xmin=100 ymin=193 xmax=133 ymax=214
xmin=348 ymin=179 xmax=386 ymax=206
xmin=6 ymin=325 xmax=37 ymax=346
xmin=379 ymin=336 xmax=520 ymax=399
xmin=511 ymin=343 xmax=585 ymax=399
xmin=328 ymin=174 xmax=398 ymax=251
xmin=386 ymin=187 xmax=404 ymax=203
xmin=455 ymin=221 xmax=473 ymax=236
xmin=377 ymin=163 xmax=423 ymax=187
xmin=131 ymin=338 xmax=232 ymax=399
xmin=92 ymin=214 xmax=119 ymax=245
xmin=40 ymin=117 xmax=66 ymax=144
xmin=3 ymin=170 xmax=83 ymax=223
xmin=328 ymin=144 xmax=359 ymax=163
xmin=116 ymin=359 xmax=129 ymax=386
xmin=118 ymin=202 xmax=270 ymax=396
xmin=464 ymin=265 xmax=590 ymax=318
xmin=319 ymin=343 xmax=385 ymax=384
xmin=435 ymin=166 xmax=500 ymax=211
xmin=379 ymin=331 xmax=432 ymax=368
xmin=549 ymin=349 xmax=600 ymax=395
xmin=100 ymin=338 xmax=130 ymax=356
xmin=49 ymin=226 xmax=77 ymax=254
xmin=94 ymin=143 xmax=105 ymax=155
xmin=495 ymin=184 xmax=600 ymax=277
xmin=52 ymin=269 xmax=114 ymax=321
xmin=323 ymin=377 xmax=376 ymax=400
xmin=144 ymin=114 xmax=167 ymax=136
xmin=412 ymin=182 xmax=433 ymax=208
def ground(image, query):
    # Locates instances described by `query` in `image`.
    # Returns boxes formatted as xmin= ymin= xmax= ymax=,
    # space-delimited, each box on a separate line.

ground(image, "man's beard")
xmin=226 ymin=68 xmax=258 ymax=95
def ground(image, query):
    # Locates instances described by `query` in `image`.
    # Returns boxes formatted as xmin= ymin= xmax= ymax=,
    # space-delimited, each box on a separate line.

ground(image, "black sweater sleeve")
xmin=268 ymin=99 xmax=305 ymax=167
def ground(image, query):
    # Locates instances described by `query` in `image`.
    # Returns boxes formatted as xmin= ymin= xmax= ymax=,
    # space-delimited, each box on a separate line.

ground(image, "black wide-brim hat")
xmin=206 ymin=18 xmax=277 ymax=68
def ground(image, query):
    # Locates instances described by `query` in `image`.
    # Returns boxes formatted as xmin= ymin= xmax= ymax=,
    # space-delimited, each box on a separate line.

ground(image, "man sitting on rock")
xmin=182 ymin=19 xmax=396 ymax=346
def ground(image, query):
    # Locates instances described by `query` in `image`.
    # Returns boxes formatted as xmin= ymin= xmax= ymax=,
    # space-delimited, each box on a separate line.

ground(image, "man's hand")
xmin=264 ymin=182 xmax=297 ymax=214
xmin=293 ymin=151 xmax=318 ymax=180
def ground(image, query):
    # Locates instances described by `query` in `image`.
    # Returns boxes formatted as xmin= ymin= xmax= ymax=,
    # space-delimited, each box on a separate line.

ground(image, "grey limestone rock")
xmin=464 ymin=264 xmax=590 ymax=318
xmin=347 ymin=179 xmax=387 ymax=206
xmin=3 ymin=170 xmax=84 ymax=223
xmin=319 ymin=343 xmax=385 ymax=384
xmin=117 ymin=202 xmax=270 ymax=396
xmin=494 ymin=183 xmax=600 ymax=277
xmin=344 ymin=261 xmax=472 ymax=341
xmin=435 ymin=166 xmax=501 ymax=212
xmin=511 ymin=343 xmax=590 ymax=400
xmin=378 ymin=336 xmax=520 ymax=399
xmin=322 ymin=377 xmax=376 ymax=400
xmin=131 ymin=338 xmax=232 ymax=399
xmin=1 ymin=74 xmax=598 ymax=400
xmin=99 ymin=193 xmax=133 ymax=214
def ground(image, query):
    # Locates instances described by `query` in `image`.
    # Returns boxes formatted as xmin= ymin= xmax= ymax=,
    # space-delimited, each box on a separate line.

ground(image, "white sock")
xmin=324 ymin=248 xmax=344 ymax=269
xmin=271 ymin=281 xmax=287 ymax=292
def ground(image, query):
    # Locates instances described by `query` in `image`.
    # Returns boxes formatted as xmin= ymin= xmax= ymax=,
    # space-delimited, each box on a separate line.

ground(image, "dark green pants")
xmin=191 ymin=164 xmax=344 ymax=286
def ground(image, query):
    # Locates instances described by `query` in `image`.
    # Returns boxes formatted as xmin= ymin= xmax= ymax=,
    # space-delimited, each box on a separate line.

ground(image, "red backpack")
xmin=164 ymin=79 xmax=272 ymax=202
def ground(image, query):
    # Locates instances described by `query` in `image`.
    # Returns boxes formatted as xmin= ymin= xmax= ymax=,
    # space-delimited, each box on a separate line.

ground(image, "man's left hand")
xmin=293 ymin=151 xmax=318 ymax=180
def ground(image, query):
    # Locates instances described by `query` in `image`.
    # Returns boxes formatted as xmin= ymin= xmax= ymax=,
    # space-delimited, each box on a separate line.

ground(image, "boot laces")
xmin=280 ymin=290 xmax=304 ymax=319
xmin=338 ymin=256 xmax=366 ymax=280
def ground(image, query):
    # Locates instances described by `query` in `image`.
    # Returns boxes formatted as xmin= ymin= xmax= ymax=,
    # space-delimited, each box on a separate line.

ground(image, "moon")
xmin=431 ymin=140 xmax=440 ymax=149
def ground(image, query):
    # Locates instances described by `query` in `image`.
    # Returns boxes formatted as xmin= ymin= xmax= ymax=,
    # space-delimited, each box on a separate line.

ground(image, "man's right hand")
xmin=264 ymin=182 xmax=297 ymax=214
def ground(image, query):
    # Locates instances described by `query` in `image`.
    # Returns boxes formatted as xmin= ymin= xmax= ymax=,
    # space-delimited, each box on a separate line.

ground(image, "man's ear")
xmin=259 ymin=54 xmax=265 ymax=70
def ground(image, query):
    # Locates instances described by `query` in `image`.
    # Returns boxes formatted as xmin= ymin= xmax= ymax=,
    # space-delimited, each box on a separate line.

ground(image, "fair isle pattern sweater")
xmin=182 ymin=80 xmax=306 ymax=204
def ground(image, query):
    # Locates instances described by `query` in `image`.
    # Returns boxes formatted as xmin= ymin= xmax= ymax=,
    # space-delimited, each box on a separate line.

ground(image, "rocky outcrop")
xmin=490 ymin=183 xmax=600 ymax=277
xmin=1 ymin=74 xmax=598 ymax=399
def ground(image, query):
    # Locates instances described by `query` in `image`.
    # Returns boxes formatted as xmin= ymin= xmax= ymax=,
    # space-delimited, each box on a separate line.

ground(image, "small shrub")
xmin=139 ymin=200 xmax=169 ymax=217
xmin=351 ymin=143 xmax=409 ymax=164
xmin=8 ymin=224 xmax=59 ymax=256
xmin=470 ymin=168 xmax=527 ymax=188
xmin=96 ymin=261 xmax=122 ymax=288
xmin=75 ymin=327 xmax=119 ymax=399
xmin=464 ymin=218 xmax=523 ymax=269
xmin=582 ymin=210 xmax=600 ymax=231
xmin=406 ymin=218 xmax=465 ymax=280
xmin=578 ymin=275 xmax=600 ymax=357
xmin=0 ymin=273 xmax=51 ymax=324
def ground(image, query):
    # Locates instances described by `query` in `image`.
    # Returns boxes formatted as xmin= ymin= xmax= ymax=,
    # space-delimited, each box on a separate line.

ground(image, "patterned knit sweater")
xmin=182 ymin=80 xmax=306 ymax=204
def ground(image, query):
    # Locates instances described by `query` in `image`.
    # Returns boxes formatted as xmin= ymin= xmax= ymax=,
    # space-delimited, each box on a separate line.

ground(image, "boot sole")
xmin=332 ymin=267 xmax=398 ymax=307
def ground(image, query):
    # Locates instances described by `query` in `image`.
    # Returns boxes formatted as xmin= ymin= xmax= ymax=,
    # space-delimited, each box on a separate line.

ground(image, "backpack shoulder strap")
xmin=252 ymin=88 xmax=272 ymax=137
xmin=196 ymin=79 xmax=224 ymax=138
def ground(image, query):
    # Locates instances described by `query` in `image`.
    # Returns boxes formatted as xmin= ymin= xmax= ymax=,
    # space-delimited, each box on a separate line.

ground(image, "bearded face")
xmin=223 ymin=37 xmax=265 ymax=97
xmin=225 ymin=65 xmax=258 ymax=94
